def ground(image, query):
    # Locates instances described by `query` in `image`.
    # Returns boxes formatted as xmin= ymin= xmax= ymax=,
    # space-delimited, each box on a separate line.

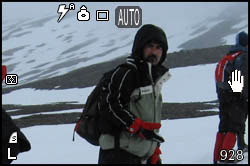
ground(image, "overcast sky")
xmin=3 ymin=2 xmax=59 ymax=22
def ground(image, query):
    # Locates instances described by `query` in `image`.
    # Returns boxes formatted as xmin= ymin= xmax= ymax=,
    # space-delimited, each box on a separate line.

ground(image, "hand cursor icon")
xmin=228 ymin=70 xmax=244 ymax=93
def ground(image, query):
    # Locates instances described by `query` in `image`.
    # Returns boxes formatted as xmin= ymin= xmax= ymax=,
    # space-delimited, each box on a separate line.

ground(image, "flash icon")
xmin=57 ymin=3 xmax=75 ymax=23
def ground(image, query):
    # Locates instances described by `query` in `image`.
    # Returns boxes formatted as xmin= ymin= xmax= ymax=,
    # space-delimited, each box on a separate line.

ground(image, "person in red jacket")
xmin=213 ymin=32 xmax=248 ymax=164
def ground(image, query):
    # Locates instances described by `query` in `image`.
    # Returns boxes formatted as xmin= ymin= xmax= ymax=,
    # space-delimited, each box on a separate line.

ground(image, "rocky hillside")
xmin=2 ymin=45 xmax=231 ymax=94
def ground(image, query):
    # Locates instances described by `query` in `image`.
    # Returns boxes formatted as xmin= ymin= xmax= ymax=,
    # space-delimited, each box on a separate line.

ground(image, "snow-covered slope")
xmin=12 ymin=116 xmax=248 ymax=164
xmin=2 ymin=2 xmax=248 ymax=86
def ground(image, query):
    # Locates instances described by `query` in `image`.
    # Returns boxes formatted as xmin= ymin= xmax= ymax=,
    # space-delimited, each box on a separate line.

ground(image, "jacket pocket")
xmin=119 ymin=130 xmax=153 ymax=158
xmin=119 ymin=131 xmax=131 ymax=149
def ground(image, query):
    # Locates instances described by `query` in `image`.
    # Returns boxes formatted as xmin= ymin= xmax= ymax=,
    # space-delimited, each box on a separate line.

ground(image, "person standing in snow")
xmin=2 ymin=65 xmax=31 ymax=164
xmin=213 ymin=31 xmax=248 ymax=164
xmin=97 ymin=24 xmax=171 ymax=164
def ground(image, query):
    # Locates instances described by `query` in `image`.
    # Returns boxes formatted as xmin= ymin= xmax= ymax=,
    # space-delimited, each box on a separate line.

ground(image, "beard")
xmin=145 ymin=54 xmax=157 ymax=64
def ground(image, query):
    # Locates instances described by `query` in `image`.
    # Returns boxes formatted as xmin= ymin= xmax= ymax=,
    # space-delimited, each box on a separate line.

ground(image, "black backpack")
xmin=72 ymin=63 xmax=139 ymax=146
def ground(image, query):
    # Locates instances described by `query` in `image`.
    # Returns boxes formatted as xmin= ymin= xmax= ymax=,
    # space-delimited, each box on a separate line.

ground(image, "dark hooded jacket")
xmin=216 ymin=31 xmax=248 ymax=103
xmin=229 ymin=45 xmax=248 ymax=102
xmin=98 ymin=24 xmax=171 ymax=160
xmin=216 ymin=43 xmax=248 ymax=134
xmin=216 ymin=44 xmax=248 ymax=103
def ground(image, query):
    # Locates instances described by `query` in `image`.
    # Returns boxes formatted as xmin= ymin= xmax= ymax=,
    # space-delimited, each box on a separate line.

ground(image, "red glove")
xmin=151 ymin=146 xmax=162 ymax=164
xmin=128 ymin=118 xmax=161 ymax=134
xmin=128 ymin=118 xmax=164 ymax=143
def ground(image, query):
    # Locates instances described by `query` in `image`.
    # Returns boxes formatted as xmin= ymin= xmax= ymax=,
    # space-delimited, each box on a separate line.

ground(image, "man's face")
xmin=143 ymin=42 xmax=163 ymax=66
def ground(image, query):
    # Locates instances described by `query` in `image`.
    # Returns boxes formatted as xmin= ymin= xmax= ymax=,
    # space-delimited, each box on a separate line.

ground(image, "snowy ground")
xmin=12 ymin=115 xmax=248 ymax=164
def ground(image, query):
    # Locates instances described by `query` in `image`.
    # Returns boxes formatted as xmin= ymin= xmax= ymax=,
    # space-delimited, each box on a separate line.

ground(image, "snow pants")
xmin=218 ymin=92 xmax=247 ymax=134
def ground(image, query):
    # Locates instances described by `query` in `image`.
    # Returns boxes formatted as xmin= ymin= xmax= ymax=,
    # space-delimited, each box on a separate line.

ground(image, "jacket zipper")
xmin=146 ymin=63 xmax=157 ymax=158
xmin=147 ymin=63 xmax=156 ymax=122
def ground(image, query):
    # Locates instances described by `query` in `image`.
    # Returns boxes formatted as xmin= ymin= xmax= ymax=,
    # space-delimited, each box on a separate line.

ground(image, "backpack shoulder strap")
xmin=226 ymin=51 xmax=242 ymax=61
xmin=225 ymin=51 xmax=242 ymax=74
xmin=215 ymin=51 xmax=241 ymax=82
